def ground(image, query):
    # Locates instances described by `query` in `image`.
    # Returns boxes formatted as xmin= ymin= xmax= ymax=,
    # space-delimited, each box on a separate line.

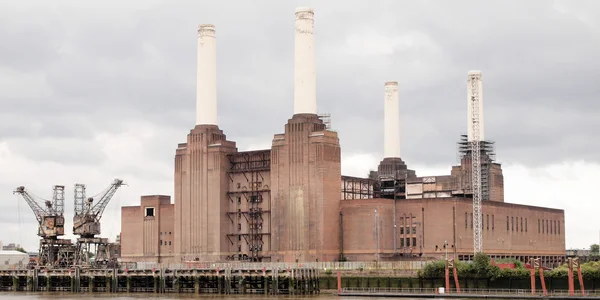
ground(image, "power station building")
xmin=121 ymin=7 xmax=566 ymax=267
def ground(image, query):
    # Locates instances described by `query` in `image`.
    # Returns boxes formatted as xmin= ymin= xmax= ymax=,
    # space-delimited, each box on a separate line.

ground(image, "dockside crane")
xmin=72 ymin=178 xmax=126 ymax=267
xmin=13 ymin=185 xmax=75 ymax=268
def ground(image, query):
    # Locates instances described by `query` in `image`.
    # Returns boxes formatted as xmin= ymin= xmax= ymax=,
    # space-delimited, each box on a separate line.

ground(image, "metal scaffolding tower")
xmin=469 ymin=71 xmax=483 ymax=254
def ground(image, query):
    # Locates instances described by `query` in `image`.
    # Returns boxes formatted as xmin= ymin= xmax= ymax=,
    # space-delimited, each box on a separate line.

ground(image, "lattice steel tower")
xmin=468 ymin=71 xmax=483 ymax=254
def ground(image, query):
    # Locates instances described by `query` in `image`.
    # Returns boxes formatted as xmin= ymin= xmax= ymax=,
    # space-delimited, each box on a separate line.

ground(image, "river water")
xmin=0 ymin=292 xmax=480 ymax=300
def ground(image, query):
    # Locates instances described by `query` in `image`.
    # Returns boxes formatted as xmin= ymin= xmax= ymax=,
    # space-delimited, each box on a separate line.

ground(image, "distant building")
xmin=2 ymin=243 xmax=22 ymax=251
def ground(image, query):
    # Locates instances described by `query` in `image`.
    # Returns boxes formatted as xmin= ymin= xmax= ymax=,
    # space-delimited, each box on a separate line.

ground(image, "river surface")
xmin=0 ymin=292 xmax=494 ymax=300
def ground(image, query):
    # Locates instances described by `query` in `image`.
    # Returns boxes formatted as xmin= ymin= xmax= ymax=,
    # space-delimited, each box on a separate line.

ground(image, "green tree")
xmin=14 ymin=247 xmax=27 ymax=253
xmin=590 ymin=244 xmax=599 ymax=256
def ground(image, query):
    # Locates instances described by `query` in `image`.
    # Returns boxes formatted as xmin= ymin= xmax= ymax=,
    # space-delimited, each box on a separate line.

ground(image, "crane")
xmin=13 ymin=185 xmax=75 ymax=268
xmin=72 ymin=178 xmax=126 ymax=267
xmin=468 ymin=71 xmax=483 ymax=254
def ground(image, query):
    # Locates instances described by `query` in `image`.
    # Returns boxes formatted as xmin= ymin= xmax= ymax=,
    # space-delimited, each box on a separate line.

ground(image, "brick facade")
xmin=340 ymin=197 xmax=565 ymax=266
xmin=120 ymin=195 xmax=174 ymax=262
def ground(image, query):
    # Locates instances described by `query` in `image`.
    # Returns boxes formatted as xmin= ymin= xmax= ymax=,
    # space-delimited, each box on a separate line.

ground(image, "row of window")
xmin=506 ymin=216 xmax=527 ymax=232
xmin=160 ymin=240 xmax=171 ymax=246
xmin=538 ymin=219 xmax=560 ymax=235
xmin=400 ymin=237 xmax=417 ymax=247
xmin=465 ymin=213 xmax=496 ymax=230
xmin=464 ymin=212 xmax=561 ymax=235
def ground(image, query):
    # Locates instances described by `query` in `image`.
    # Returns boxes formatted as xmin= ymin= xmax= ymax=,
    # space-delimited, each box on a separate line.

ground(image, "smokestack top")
xmin=385 ymin=81 xmax=398 ymax=86
xmin=295 ymin=7 xmax=314 ymax=14
xmin=468 ymin=70 xmax=482 ymax=76
xmin=198 ymin=24 xmax=215 ymax=37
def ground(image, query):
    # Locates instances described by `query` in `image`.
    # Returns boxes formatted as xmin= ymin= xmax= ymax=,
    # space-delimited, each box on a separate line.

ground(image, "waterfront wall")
xmin=319 ymin=275 xmax=599 ymax=291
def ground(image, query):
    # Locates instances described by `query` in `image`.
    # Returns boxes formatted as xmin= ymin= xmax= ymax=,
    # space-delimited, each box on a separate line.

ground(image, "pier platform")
xmin=0 ymin=266 xmax=319 ymax=295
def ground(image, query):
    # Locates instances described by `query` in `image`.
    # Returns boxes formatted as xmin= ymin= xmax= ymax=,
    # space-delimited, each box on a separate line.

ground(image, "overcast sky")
xmin=1 ymin=0 xmax=599 ymax=252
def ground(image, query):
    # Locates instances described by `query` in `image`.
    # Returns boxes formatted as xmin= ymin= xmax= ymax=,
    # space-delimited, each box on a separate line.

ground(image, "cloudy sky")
xmin=1 ymin=0 xmax=599 ymax=252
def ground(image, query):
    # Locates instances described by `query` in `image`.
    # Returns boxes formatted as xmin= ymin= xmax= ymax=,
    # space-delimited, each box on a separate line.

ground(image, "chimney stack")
xmin=467 ymin=70 xmax=484 ymax=141
xmin=384 ymin=81 xmax=401 ymax=158
xmin=293 ymin=7 xmax=317 ymax=115
xmin=196 ymin=24 xmax=218 ymax=126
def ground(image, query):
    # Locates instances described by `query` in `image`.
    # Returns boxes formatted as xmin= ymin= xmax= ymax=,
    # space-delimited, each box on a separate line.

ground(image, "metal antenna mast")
xmin=469 ymin=71 xmax=483 ymax=254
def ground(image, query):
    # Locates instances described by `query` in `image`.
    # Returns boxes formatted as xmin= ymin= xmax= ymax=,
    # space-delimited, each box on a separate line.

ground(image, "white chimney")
xmin=196 ymin=24 xmax=218 ymax=126
xmin=467 ymin=70 xmax=484 ymax=141
xmin=293 ymin=7 xmax=317 ymax=115
xmin=384 ymin=81 xmax=401 ymax=158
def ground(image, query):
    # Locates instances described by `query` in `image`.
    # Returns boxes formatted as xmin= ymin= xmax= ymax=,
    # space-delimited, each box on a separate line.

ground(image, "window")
xmin=520 ymin=218 xmax=523 ymax=232
xmin=169 ymin=241 xmax=171 ymax=245
xmin=492 ymin=215 xmax=495 ymax=230
xmin=486 ymin=214 xmax=489 ymax=230
xmin=412 ymin=227 xmax=416 ymax=234
xmin=145 ymin=207 xmax=155 ymax=217
xmin=550 ymin=220 xmax=552 ymax=234
xmin=406 ymin=238 xmax=410 ymax=247
xmin=525 ymin=218 xmax=528 ymax=232
xmin=470 ymin=213 xmax=473 ymax=228
xmin=400 ymin=238 xmax=404 ymax=247
xmin=511 ymin=217 xmax=514 ymax=231
xmin=554 ymin=220 xmax=557 ymax=235
xmin=558 ymin=221 xmax=560 ymax=234
xmin=516 ymin=217 xmax=518 ymax=231
xmin=465 ymin=212 xmax=468 ymax=229
xmin=160 ymin=240 xmax=163 ymax=245
xmin=538 ymin=219 xmax=540 ymax=233
xmin=546 ymin=220 xmax=549 ymax=234
xmin=542 ymin=219 xmax=545 ymax=234
xmin=412 ymin=237 xmax=417 ymax=247
xmin=400 ymin=227 xmax=404 ymax=234
xmin=507 ymin=216 xmax=509 ymax=231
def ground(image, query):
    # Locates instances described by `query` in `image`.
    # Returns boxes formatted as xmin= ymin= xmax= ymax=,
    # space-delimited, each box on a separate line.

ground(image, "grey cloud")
xmin=0 ymin=0 xmax=598 ymax=171
xmin=7 ymin=137 xmax=106 ymax=165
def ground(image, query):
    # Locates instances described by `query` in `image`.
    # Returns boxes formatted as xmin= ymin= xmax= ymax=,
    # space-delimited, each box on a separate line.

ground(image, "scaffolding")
xmin=317 ymin=113 xmax=332 ymax=130
xmin=226 ymin=150 xmax=271 ymax=262
xmin=455 ymin=134 xmax=497 ymax=201
xmin=341 ymin=176 xmax=377 ymax=200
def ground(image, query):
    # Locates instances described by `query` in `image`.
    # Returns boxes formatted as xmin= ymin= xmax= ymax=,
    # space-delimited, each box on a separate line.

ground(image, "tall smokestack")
xmin=196 ymin=24 xmax=218 ymax=126
xmin=293 ymin=7 xmax=317 ymax=115
xmin=467 ymin=70 xmax=484 ymax=141
xmin=384 ymin=81 xmax=401 ymax=158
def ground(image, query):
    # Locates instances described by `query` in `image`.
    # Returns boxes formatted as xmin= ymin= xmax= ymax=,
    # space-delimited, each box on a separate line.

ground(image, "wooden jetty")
xmin=0 ymin=266 xmax=320 ymax=295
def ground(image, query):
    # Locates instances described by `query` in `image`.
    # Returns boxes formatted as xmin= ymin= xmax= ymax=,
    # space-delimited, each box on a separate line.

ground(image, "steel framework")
xmin=226 ymin=150 xmax=271 ymax=262
xmin=469 ymin=72 xmax=483 ymax=254
xmin=456 ymin=134 xmax=496 ymax=200
xmin=72 ymin=179 xmax=126 ymax=268
xmin=341 ymin=176 xmax=376 ymax=200
xmin=13 ymin=185 xmax=75 ymax=268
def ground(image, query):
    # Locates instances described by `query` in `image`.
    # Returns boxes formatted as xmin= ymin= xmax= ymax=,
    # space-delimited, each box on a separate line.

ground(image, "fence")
xmin=341 ymin=287 xmax=600 ymax=297
xmin=122 ymin=260 xmax=432 ymax=271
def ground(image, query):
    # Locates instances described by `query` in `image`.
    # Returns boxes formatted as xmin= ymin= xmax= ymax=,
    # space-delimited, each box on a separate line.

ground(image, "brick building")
xmin=120 ymin=7 xmax=565 ymax=266
xmin=121 ymin=195 xmax=174 ymax=262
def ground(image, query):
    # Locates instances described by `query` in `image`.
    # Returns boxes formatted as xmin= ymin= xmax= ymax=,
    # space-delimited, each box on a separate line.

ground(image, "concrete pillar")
xmin=384 ymin=81 xmax=401 ymax=158
xmin=195 ymin=24 xmax=218 ymax=125
xmin=293 ymin=7 xmax=317 ymax=115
